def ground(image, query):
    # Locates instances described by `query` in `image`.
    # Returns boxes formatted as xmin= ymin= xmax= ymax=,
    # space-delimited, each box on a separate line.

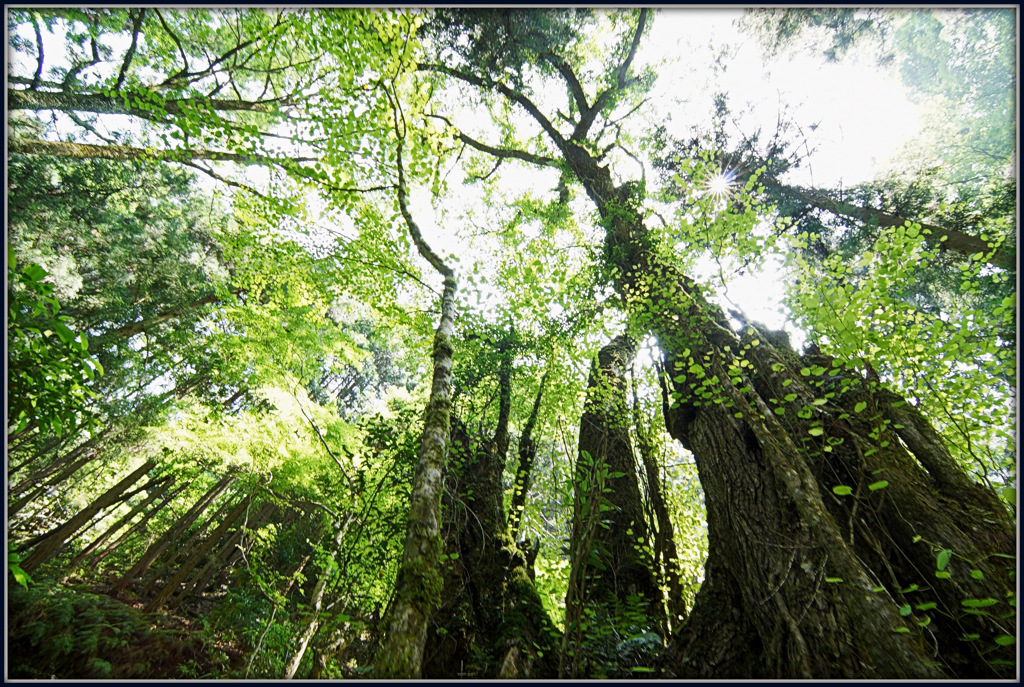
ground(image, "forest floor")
xmin=8 ymin=574 xmax=246 ymax=679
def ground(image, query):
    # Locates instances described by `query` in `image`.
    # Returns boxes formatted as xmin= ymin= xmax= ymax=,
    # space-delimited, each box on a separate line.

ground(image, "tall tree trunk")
xmin=8 ymin=447 xmax=101 ymax=517
xmin=143 ymin=493 xmax=238 ymax=596
xmin=559 ymin=141 xmax=1011 ymax=678
xmin=19 ymin=459 xmax=156 ymax=574
xmin=430 ymin=13 xmax=1014 ymax=677
xmin=507 ymin=372 xmax=547 ymax=540
xmin=763 ymin=180 xmax=1016 ymax=270
xmin=283 ymin=516 xmax=352 ymax=679
xmin=145 ymin=491 xmax=255 ymax=613
xmin=633 ymin=370 xmax=686 ymax=633
xmin=8 ymin=427 xmax=112 ymax=505
xmin=88 ymin=480 xmax=189 ymax=568
xmin=8 ymin=87 xmax=286 ymax=119
xmin=423 ymin=415 xmax=559 ymax=680
xmin=373 ymin=114 xmax=458 ymax=679
xmin=170 ymin=502 xmax=277 ymax=608
xmin=561 ymin=335 xmax=662 ymax=678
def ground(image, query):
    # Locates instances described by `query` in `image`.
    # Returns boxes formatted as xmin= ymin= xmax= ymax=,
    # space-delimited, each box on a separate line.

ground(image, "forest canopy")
xmin=5 ymin=7 xmax=1017 ymax=680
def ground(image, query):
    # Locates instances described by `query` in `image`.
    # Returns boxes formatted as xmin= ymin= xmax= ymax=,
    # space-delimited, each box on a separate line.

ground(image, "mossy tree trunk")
xmin=507 ymin=372 xmax=547 ymax=541
xmin=558 ymin=141 xmax=1012 ymax=678
xmin=373 ymin=121 xmax=458 ymax=679
xmin=562 ymin=335 xmax=663 ymax=678
xmin=633 ymin=371 xmax=687 ymax=632
xmin=423 ymin=411 xmax=559 ymax=678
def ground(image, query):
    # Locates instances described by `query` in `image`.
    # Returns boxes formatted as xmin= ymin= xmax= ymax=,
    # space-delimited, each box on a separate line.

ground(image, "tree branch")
xmin=421 ymin=62 xmax=567 ymax=153
xmin=114 ymin=9 xmax=146 ymax=92
xmin=573 ymin=8 xmax=649 ymax=142
xmin=427 ymin=113 xmax=559 ymax=168
xmin=9 ymin=88 xmax=289 ymax=121
xmin=30 ymin=12 xmax=44 ymax=90
xmin=9 ymin=137 xmax=316 ymax=166
xmin=768 ymin=181 xmax=1016 ymax=270
xmin=153 ymin=9 xmax=190 ymax=76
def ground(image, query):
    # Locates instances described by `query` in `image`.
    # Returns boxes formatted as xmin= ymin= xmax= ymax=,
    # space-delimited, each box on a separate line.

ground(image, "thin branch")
xmin=153 ymin=10 xmax=189 ymax=75
xmin=114 ymin=9 xmax=146 ymax=92
xmin=573 ymin=9 xmax=649 ymax=141
xmin=61 ymin=17 xmax=102 ymax=89
xmin=65 ymin=110 xmax=118 ymax=145
xmin=294 ymin=388 xmax=354 ymax=488
xmin=180 ymin=160 xmax=268 ymax=199
xmin=30 ymin=12 xmax=44 ymax=90
xmin=538 ymin=48 xmax=589 ymax=116
xmin=421 ymin=62 xmax=567 ymax=153
xmin=385 ymin=85 xmax=455 ymax=279
xmin=426 ymin=114 xmax=559 ymax=168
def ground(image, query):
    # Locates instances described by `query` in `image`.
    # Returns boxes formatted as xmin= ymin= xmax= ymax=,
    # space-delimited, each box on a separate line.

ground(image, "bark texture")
xmin=562 ymin=335 xmax=663 ymax=678
xmin=422 ymin=417 xmax=559 ymax=679
xmin=572 ymin=335 xmax=660 ymax=607
xmin=553 ymin=115 xmax=1010 ymax=678
xmin=373 ymin=130 xmax=458 ymax=678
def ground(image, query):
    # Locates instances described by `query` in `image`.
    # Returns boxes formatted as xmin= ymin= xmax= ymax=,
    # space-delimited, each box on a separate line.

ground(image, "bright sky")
xmin=409 ymin=10 xmax=923 ymax=340
xmin=634 ymin=9 xmax=922 ymax=335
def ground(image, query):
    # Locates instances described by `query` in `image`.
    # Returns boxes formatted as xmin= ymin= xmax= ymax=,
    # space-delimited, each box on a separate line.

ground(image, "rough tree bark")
xmin=87 ymin=480 xmax=190 ymax=569
xmin=762 ymin=180 xmax=1016 ymax=271
xmin=373 ymin=109 xmax=458 ymax=679
xmin=422 ymin=362 xmax=560 ymax=679
xmin=432 ymin=11 xmax=1014 ymax=673
xmin=562 ymin=335 xmax=662 ymax=678
xmin=633 ymin=370 xmax=687 ymax=632
xmin=168 ymin=501 xmax=278 ymax=609
xmin=507 ymin=372 xmax=547 ymax=541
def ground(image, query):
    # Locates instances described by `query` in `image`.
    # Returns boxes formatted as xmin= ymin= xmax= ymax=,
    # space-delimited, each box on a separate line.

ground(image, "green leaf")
xmin=892 ymin=626 xmax=911 ymax=633
xmin=53 ymin=321 xmax=77 ymax=345
xmin=808 ymin=427 xmax=824 ymax=436
xmin=915 ymin=602 xmax=937 ymax=611
xmin=935 ymin=571 xmax=951 ymax=579
xmin=936 ymin=549 xmax=952 ymax=571
xmin=825 ymin=577 xmax=843 ymax=583
xmin=10 ymin=563 xmax=32 ymax=590
xmin=854 ymin=401 xmax=867 ymax=413
xmin=993 ymin=635 xmax=1015 ymax=646
xmin=970 ymin=569 xmax=984 ymax=580
xmin=832 ymin=485 xmax=853 ymax=496
xmin=868 ymin=480 xmax=889 ymax=491
xmin=24 ymin=264 xmax=46 ymax=281
xmin=899 ymin=604 xmax=912 ymax=616
xmin=960 ymin=598 xmax=998 ymax=608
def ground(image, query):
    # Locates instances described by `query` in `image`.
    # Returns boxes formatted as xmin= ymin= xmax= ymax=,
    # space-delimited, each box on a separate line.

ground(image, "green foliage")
xmin=7 ymin=258 xmax=103 ymax=437
xmin=787 ymin=221 xmax=1015 ymax=481
xmin=8 ymin=580 xmax=211 ymax=678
